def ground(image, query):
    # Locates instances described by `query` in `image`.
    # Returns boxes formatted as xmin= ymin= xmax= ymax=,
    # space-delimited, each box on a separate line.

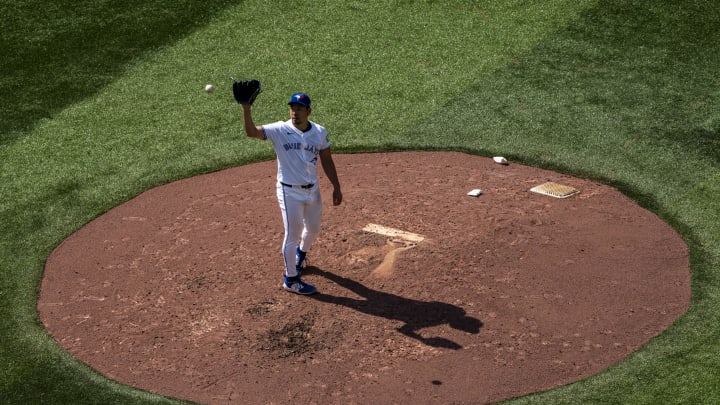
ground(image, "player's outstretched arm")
xmin=241 ymin=104 xmax=264 ymax=139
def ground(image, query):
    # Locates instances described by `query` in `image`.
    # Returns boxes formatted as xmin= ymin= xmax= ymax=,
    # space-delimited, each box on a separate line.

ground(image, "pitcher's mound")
xmin=39 ymin=152 xmax=690 ymax=404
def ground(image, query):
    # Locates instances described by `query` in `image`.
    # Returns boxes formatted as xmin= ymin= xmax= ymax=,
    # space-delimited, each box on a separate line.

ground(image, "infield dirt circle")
xmin=39 ymin=152 xmax=690 ymax=404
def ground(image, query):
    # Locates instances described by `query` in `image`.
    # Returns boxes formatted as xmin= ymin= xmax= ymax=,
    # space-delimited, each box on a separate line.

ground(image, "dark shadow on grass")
xmin=307 ymin=266 xmax=482 ymax=349
xmin=1 ymin=0 xmax=241 ymax=145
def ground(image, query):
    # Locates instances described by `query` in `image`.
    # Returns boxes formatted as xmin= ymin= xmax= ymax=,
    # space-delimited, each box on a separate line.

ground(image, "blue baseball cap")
xmin=288 ymin=93 xmax=311 ymax=108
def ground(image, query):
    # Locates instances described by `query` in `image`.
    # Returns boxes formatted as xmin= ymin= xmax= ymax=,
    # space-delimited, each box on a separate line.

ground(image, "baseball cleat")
xmin=283 ymin=277 xmax=317 ymax=295
xmin=295 ymin=246 xmax=307 ymax=276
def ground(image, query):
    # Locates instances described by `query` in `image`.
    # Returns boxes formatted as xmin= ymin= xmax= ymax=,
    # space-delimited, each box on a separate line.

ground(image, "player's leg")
xmin=298 ymin=187 xmax=323 ymax=261
xmin=277 ymin=184 xmax=304 ymax=277
xmin=277 ymin=184 xmax=317 ymax=294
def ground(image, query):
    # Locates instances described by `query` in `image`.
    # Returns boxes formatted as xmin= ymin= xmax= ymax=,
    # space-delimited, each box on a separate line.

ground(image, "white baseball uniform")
xmin=261 ymin=119 xmax=331 ymax=277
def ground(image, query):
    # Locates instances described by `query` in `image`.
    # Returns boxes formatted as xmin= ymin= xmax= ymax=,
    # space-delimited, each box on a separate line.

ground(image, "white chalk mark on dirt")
xmin=362 ymin=224 xmax=426 ymax=278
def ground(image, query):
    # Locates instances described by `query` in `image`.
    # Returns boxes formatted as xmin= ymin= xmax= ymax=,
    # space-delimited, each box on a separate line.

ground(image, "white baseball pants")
xmin=276 ymin=182 xmax=323 ymax=277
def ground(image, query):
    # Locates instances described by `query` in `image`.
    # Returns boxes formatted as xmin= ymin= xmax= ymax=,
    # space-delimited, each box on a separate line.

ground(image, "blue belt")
xmin=281 ymin=182 xmax=315 ymax=189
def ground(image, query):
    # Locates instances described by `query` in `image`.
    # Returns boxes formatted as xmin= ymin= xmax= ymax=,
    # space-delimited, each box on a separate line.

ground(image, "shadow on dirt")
xmin=308 ymin=267 xmax=482 ymax=349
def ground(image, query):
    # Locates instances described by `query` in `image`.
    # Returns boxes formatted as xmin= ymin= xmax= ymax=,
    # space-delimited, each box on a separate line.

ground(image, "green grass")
xmin=2 ymin=0 xmax=719 ymax=403
xmin=0 ymin=0 xmax=236 ymax=144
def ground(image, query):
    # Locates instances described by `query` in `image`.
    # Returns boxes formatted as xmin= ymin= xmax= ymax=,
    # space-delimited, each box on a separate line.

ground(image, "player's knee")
xmin=306 ymin=224 xmax=321 ymax=237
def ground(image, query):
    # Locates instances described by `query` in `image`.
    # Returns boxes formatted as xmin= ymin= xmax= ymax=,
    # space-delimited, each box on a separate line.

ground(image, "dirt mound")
xmin=39 ymin=152 xmax=690 ymax=404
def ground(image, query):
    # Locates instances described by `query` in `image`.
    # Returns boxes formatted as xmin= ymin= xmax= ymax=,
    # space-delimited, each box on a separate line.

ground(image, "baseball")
xmin=204 ymin=84 xmax=215 ymax=93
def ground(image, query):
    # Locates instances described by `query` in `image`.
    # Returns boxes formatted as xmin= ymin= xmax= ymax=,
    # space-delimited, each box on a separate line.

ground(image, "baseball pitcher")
xmin=235 ymin=80 xmax=342 ymax=295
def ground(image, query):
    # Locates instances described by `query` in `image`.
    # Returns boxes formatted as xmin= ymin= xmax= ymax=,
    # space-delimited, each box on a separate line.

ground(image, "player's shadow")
xmin=307 ymin=267 xmax=482 ymax=349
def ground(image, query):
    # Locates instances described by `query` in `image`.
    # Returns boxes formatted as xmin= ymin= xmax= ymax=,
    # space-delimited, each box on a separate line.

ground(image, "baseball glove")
xmin=232 ymin=79 xmax=262 ymax=105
